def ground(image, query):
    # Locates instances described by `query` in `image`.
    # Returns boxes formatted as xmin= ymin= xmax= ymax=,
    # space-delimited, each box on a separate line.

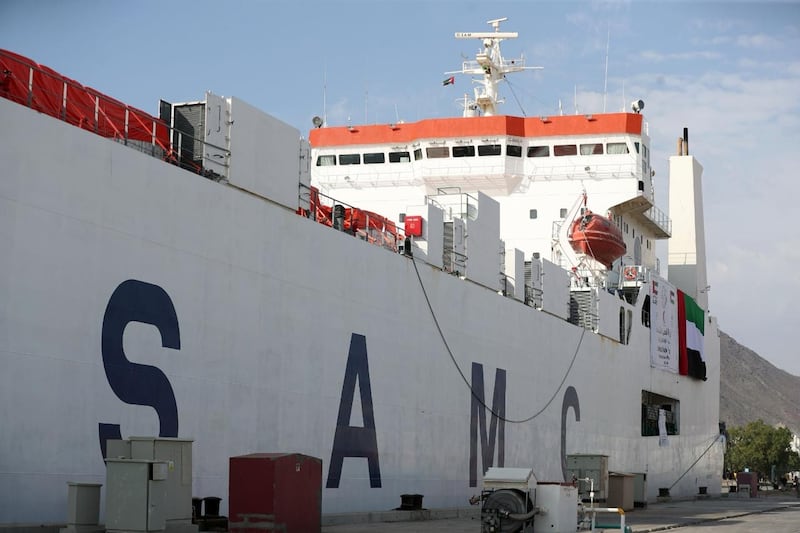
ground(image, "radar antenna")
xmin=448 ymin=18 xmax=542 ymax=117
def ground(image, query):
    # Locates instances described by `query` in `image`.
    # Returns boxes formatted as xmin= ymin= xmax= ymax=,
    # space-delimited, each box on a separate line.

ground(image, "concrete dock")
xmin=3 ymin=492 xmax=797 ymax=533
xmin=321 ymin=493 xmax=800 ymax=532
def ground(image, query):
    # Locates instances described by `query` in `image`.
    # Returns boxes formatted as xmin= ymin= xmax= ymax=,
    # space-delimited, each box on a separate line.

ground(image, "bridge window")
xmin=414 ymin=148 xmax=423 ymax=160
xmin=560 ymin=208 xmax=568 ymax=218
xmin=478 ymin=144 xmax=502 ymax=156
xmin=554 ymin=144 xmax=577 ymax=156
xmin=453 ymin=145 xmax=475 ymax=157
xmin=527 ymin=145 xmax=549 ymax=157
xmin=389 ymin=151 xmax=410 ymax=163
xmin=580 ymin=143 xmax=603 ymax=155
xmin=339 ymin=153 xmax=361 ymax=165
xmin=364 ymin=152 xmax=385 ymax=164
xmin=607 ymin=142 xmax=629 ymax=154
xmin=426 ymin=146 xmax=450 ymax=158
xmin=529 ymin=209 xmax=537 ymax=219
xmin=507 ymin=144 xmax=522 ymax=157
xmin=316 ymin=155 xmax=336 ymax=166
xmin=641 ymin=391 xmax=680 ymax=436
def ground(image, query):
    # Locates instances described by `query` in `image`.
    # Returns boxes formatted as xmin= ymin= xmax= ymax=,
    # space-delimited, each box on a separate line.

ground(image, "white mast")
xmin=449 ymin=17 xmax=542 ymax=117
xmin=603 ymin=24 xmax=610 ymax=113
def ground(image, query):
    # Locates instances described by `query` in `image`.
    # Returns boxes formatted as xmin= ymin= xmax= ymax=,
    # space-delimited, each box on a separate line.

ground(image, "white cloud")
xmin=611 ymin=48 xmax=800 ymax=373
xmin=638 ymin=50 xmax=722 ymax=63
xmin=688 ymin=17 xmax=742 ymax=34
xmin=736 ymin=33 xmax=782 ymax=49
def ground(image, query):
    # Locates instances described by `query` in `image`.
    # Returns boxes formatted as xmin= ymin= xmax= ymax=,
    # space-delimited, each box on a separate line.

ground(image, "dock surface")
xmin=322 ymin=493 xmax=800 ymax=532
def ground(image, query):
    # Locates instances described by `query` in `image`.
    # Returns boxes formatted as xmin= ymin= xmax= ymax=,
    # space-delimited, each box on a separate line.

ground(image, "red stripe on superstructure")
xmin=309 ymin=113 xmax=642 ymax=148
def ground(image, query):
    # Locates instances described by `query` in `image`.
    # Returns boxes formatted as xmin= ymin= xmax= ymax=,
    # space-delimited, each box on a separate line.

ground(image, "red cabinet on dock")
xmin=229 ymin=453 xmax=322 ymax=533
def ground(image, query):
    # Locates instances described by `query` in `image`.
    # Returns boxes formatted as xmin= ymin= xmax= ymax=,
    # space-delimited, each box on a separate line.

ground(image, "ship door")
xmin=203 ymin=91 xmax=230 ymax=180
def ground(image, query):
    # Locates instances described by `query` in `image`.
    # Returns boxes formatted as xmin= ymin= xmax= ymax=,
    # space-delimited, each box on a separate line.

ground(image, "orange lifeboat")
xmin=568 ymin=209 xmax=626 ymax=268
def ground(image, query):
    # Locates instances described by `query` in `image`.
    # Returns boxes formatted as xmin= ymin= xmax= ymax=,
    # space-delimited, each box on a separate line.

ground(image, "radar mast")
xmin=449 ymin=18 xmax=542 ymax=117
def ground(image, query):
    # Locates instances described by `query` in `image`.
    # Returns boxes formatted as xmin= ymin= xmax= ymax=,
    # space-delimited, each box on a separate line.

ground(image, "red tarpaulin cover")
xmin=0 ymin=49 xmax=169 ymax=150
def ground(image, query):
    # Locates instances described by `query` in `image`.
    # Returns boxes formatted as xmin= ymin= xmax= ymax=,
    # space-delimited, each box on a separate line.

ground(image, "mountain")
xmin=719 ymin=330 xmax=800 ymax=433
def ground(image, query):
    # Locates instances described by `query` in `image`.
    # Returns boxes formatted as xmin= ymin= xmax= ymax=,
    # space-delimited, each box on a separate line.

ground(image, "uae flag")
xmin=678 ymin=290 xmax=706 ymax=380
xmin=442 ymin=76 xmax=455 ymax=86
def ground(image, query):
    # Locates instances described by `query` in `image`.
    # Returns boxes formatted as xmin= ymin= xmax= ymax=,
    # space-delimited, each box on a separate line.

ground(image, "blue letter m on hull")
xmin=469 ymin=363 xmax=506 ymax=487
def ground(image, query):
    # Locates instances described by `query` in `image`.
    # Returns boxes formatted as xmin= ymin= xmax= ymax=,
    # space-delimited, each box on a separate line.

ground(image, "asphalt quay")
xmin=321 ymin=493 xmax=800 ymax=532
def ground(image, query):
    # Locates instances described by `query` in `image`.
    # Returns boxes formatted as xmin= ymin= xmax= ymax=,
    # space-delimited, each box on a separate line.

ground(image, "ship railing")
xmin=524 ymin=161 xmax=639 ymax=182
xmin=0 ymin=49 xmax=170 ymax=154
xmin=460 ymin=56 xmax=527 ymax=73
xmin=0 ymin=49 xmax=229 ymax=180
xmin=618 ymin=264 xmax=652 ymax=288
xmin=297 ymin=183 xmax=403 ymax=253
xmin=161 ymin=128 xmax=230 ymax=180
xmin=643 ymin=205 xmax=672 ymax=235
xmin=500 ymin=272 xmax=522 ymax=299
xmin=430 ymin=188 xmax=479 ymax=221
xmin=500 ymin=273 xmax=510 ymax=296
xmin=420 ymin=162 xmax=512 ymax=190
xmin=524 ymin=284 xmax=543 ymax=309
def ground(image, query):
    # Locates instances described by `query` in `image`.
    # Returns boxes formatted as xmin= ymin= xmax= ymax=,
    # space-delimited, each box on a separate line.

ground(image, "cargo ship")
xmin=0 ymin=18 xmax=722 ymax=524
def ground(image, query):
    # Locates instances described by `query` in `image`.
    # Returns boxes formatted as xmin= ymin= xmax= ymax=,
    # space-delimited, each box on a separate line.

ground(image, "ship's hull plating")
xmin=0 ymin=99 xmax=722 ymax=522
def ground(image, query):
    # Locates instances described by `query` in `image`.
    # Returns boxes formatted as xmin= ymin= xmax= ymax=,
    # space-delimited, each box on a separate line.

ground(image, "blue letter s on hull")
xmin=98 ymin=279 xmax=180 ymax=458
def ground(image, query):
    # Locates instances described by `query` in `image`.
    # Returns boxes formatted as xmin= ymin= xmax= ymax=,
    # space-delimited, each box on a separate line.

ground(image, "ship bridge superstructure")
xmin=309 ymin=18 xmax=671 ymax=280
xmin=309 ymin=109 xmax=671 ymax=277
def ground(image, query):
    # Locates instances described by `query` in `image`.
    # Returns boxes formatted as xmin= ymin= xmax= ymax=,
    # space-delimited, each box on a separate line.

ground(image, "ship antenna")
xmin=574 ymin=85 xmax=578 ymax=115
xmin=449 ymin=17 xmax=542 ymax=117
xmin=622 ymin=80 xmax=626 ymax=112
xmin=603 ymin=24 xmax=610 ymax=113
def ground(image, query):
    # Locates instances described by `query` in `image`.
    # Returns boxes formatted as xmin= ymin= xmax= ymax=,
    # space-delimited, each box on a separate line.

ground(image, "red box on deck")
xmin=229 ymin=453 xmax=322 ymax=533
xmin=404 ymin=215 xmax=423 ymax=237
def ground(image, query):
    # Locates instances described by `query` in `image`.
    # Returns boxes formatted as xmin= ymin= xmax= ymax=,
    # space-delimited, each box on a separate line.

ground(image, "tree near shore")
xmin=725 ymin=420 xmax=800 ymax=479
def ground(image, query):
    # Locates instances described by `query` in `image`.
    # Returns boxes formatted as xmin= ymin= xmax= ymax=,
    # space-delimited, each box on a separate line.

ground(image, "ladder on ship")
xmin=569 ymin=290 xmax=597 ymax=331
xmin=442 ymin=220 xmax=466 ymax=275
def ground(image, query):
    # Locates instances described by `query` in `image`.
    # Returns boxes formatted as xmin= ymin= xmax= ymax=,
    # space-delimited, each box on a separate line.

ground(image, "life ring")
xmin=624 ymin=266 xmax=638 ymax=281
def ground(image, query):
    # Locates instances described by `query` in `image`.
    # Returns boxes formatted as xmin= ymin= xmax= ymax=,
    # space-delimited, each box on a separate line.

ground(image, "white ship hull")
xmin=0 ymin=95 xmax=722 ymax=523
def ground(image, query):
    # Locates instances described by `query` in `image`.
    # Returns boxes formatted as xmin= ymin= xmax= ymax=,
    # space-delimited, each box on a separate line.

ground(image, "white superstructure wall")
xmin=667 ymin=155 xmax=709 ymax=310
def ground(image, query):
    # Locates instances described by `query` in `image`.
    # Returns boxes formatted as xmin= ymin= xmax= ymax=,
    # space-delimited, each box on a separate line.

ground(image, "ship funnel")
xmin=683 ymin=127 xmax=689 ymax=155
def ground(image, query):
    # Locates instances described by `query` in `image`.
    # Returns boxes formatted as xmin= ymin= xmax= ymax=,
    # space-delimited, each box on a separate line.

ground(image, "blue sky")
xmin=3 ymin=1 xmax=799 ymax=375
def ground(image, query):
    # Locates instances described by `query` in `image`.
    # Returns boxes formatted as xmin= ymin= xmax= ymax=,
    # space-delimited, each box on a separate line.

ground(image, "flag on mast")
xmin=442 ymin=76 xmax=455 ymax=86
xmin=678 ymin=290 xmax=707 ymax=380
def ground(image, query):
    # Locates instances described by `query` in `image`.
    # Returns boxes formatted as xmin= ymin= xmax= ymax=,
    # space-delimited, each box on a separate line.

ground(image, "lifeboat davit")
xmin=568 ymin=209 xmax=626 ymax=268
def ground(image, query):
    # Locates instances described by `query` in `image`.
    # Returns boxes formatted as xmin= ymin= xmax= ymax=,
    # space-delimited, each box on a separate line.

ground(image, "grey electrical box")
xmin=566 ymin=454 xmax=609 ymax=501
xmin=106 ymin=439 xmax=131 ymax=459
xmin=607 ymin=472 xmax=635 ymax=511
xmin=128 ymin=437 xmax=194 ymax=521
xmin=105 ymin=459 xmax=168 ymax=532
xmin=66 ymin=482 xmax=102 ymax=525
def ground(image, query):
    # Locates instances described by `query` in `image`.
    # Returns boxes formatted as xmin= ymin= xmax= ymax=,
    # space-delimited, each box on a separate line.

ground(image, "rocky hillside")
xmin=719 ymin=330 xmax=800 ymax=433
